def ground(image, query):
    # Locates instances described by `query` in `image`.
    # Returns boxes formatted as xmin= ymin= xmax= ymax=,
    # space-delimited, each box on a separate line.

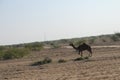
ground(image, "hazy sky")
xmin=0 ymin=0 xmax=120 ymax=45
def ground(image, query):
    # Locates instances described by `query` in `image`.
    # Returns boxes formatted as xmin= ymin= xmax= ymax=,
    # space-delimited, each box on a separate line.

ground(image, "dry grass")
xmin=0 ymin=47 xmax=120 ymax=80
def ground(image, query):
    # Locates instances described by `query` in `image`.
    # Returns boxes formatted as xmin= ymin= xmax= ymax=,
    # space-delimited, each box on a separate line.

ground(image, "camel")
xmin=69 ymin=43 xmax=92 ymax=57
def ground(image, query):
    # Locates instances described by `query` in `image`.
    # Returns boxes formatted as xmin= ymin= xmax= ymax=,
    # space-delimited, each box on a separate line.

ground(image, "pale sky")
xmin=0 ymin=0 xmax=120 ymax=45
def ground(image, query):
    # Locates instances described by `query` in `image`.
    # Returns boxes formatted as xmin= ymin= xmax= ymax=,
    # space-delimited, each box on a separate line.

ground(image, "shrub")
xmin=3 ymin=52 xmax=15 ymax=60
xmin=0 ymin=48 xmax=29 ymax=60
xmin=43 ymin=57 xmax=52 ymax=64
xmin=50 ymin=43 xmax=60 ymax=49
xmin=0 ymin=46 xmax=6 ymax=51
xmin=31 ymin=57 xmax=52 ymax=66
xmin=31 ymin=61 xmax=43 ymax=66
xmin=110 ymin=35 xmax=119 ymax=41
xmin=84 ymin=56 xmax=89 ymax=59
xmin=59 ymin=39 xmax=69 ymax=44
xmin=58 ymin=59 xmax=66 ymax=63
xmin=89 ymin=37 xmax=96 ymax=44
xmin=0 ymin=51 xmax=4 ymax=60
xmin=115 ymin=32 xmax=120 ymax=37
xmin=25 ymin=42 xmax=44 ymax=51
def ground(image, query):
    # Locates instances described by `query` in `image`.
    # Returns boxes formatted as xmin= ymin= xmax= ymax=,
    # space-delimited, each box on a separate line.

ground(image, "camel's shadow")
xmin=72 ymin=56 xmax=90 ymax=62
xmin=73 ymin=56 xmax=120 ymax=62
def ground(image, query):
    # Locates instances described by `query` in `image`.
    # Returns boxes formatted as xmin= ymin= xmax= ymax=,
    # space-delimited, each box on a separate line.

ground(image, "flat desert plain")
xmin=0 ymin=47 xmax=120 ymax=80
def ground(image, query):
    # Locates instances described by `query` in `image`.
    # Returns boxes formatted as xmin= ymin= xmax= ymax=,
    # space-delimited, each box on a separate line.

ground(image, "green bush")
xmin=3 ymin=52 xmax=15 ymax=60
xmin=50 ymin=43 xmax=60 ymax=49
xmin=0 ymin=51 xmax=4 ymax=60
xmin=25 ymin=42 xmax=44 ymax=51
xmin=0 ymin=46 xmax=6 ymax=51
xmin=110 ymin=35 xmax=119 ymax=41
xmin=59 ymin=39 xmax=69 ymax=44
xmin=115 ymin=32 xmax=120 ymax=37
xmin=89 ymin=37 xmax=96 ymax=44
xmin=0 ymin=48 xmax=29 ymax=60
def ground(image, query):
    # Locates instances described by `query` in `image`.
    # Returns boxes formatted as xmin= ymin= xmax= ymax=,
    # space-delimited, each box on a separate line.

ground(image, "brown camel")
xmin=69 ymin=43 xmax=92 ymax=57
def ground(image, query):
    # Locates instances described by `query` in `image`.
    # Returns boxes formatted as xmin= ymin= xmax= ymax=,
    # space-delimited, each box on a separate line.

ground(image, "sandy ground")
xmin=0 ymin=47 xmax=120 ymax=80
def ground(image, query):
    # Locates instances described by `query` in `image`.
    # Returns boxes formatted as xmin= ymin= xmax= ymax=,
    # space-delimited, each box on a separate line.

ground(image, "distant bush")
xmin=31 ymin=57 xmax=52 ymax=66
xmin=115 ymin=32 xmax=120 ymax=37
xmin=0 ymin=51 xmax=4 ymax=59
xmin=89 ymin=37 xmax=96 ymax=44
xmin=25 ymin=42 xmax=44 ymax=51
xmin=59 ymin=39 xmax=69 ymax=43
xmin=110 ymin=35 xmax=119 ymax=41
xmin=110 ymin=32 xmax=120 ymax=41
xmin=50 ymin=43 xmax=61 ymax=49
xmin=58 ymin=59 xmax=66 ymax=63
xmin=0 ymin=46 xmax=7 ymax=51
xmin=0 ymin=48 xmax=29 ymax=60
xmin=74 ymin=39 xmax=86 ymax=46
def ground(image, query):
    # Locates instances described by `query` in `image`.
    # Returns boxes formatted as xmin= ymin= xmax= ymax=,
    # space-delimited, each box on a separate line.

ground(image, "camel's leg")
xmin=78 ymin=51 xmax=80 ymax=55
xmin=87 ymin=49 xmax=92 ymax=57
xmin=81 ymin=51 xmax=83 ymax=57
xmin=88 ymin=51 xmax=91 ymax=57
xmin=90 ymin=52 xmax=92 ymax=57
xmin=90 ymin=50 xmax=92 ymax=57
xmin=89 ymin=53 xmax=92 ymax=57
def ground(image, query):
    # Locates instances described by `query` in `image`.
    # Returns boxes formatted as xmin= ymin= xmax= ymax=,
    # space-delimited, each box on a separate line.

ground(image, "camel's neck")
xmin=71 ymin=44 xmax=77 ymax=50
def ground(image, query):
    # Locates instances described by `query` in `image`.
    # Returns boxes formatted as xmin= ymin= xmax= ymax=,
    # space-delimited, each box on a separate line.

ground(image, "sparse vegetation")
xmin=1 ymin=32 xmax=120 ymax=61
xmin=25 ymin=42 xmax=44 ymax=51
xmin=0 ymin=46 xmax=6 ymax=51
xmin=0 ymin=48 xmax=29 ymax=60
xmin=31 ymin=57 xmax=52 ymax=66
xmin=115 ymin=32 xmax=120 ymax=37
xmin=74 ymin=57 xmax=89 ymax=61
xmin=89 ymin=37 xmax=96 ymax=44
xmin=110 ymin=35 xmax=119 ymax=41
xmin=109 ymin=33 xmax=120 ymax=42
xmin=58 ymin=59 xmax=66 ymax=63
xmin=50 ymin=43 xmax=61 ymax=49
xmin=59 ymin=39 xmax=69 ymax=44
xmin=1 ymin=44 xmax=120 ymax=80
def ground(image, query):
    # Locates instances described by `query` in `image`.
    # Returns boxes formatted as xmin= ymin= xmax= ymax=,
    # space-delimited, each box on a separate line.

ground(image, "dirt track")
xmin=0 ymin=47 xmax=120 ymax=80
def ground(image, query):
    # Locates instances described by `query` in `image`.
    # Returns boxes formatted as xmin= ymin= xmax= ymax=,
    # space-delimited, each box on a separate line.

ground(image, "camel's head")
xmin=69 ymin=43 xmax=78 ymax=50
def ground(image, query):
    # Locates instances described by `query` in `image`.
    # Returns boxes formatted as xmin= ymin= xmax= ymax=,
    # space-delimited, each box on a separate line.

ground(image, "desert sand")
xmin=0 ymin=47 xmax=120 ymax=80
